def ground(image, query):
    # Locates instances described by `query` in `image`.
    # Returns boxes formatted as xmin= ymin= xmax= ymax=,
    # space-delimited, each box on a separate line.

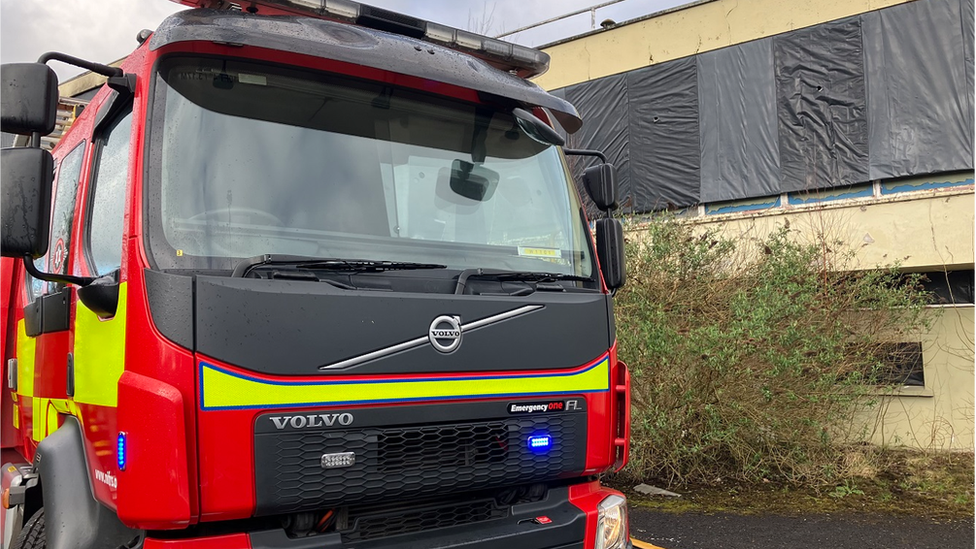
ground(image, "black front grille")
xmin=254 ymin=413 xmax=586 ymax=515
xmin=341 ymin=498 xmax=509 ymax=542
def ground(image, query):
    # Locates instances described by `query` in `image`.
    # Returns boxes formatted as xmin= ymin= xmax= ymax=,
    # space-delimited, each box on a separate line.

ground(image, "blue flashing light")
xmin=527 ymin=434 xmax=552 ymax=452
xmin=117 ymin=432 xmax=127 ymax=471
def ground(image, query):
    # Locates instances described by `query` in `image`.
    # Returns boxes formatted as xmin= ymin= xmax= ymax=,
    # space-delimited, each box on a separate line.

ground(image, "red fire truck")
xmin=0 ymin=1 xmax=630 ymax=548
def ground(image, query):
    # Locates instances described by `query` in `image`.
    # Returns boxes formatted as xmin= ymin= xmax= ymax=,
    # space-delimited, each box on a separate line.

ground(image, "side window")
xmin=87 ymin=110 xmax=133 ymax=276
xmin=28 ymin=142 xmax=86 ymax=299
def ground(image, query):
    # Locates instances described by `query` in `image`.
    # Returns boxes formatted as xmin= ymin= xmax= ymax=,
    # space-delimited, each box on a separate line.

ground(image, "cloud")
xmin=1 ymin=0 xmax=185 ymax=80
xmin=1 ymin=0 xmax=684 ymax=81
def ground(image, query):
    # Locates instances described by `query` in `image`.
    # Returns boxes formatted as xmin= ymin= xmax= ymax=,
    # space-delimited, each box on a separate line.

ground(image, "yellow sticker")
xmin=176 ymin=249 xmax=184 ymax=257
xmin=518 ymin=246 xmax=562 ymax=259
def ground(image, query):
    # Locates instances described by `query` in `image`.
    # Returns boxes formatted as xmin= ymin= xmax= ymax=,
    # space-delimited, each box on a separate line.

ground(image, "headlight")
xmin=594 ymin=494 xmax=629 ymax=549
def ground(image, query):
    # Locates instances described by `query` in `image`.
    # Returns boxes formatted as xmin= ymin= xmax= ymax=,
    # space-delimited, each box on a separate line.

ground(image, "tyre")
xmin=14 ymin=508 xmax=45 ymax=549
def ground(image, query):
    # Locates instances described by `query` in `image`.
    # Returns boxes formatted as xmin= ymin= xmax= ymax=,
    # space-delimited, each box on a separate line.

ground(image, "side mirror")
xmin=1 ymin=63 xmax=59 ymax=135
xmin=1 ymin=147 xmax=54 ymax=258
xmin=77 ymin=274 xmax=120 ymax=319
xmin=596 ymin=218 xmax=625 ymax=291
xmin=582 ymin=163 xmax=618 ymax=211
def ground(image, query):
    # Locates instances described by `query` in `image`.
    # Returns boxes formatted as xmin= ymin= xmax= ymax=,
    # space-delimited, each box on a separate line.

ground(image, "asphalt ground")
xmin=629 ymin=508 xmax=975 ymax=549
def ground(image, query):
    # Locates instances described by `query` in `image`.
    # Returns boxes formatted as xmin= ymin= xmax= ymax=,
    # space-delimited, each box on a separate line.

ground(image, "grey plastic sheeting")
xmin=564 ymin=73 xmax=632 ymax=214
xmin=698 ymin=38 xmax=781 ymax=203
xmin=962 ymin=0 xmax=975 ymax=127
xmin=773 ymin=18 xmax=868 ymax=192
xmin=863 ymin=0 xmax=975 ymax=180
xmin=626 ymin=57 xmax=701 ymax=209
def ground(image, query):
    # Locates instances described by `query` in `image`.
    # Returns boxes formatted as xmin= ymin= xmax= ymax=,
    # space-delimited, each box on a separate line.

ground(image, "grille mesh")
xmin=341 ymin=498 xmax=509 ymax=542
xmin=254 ymin=414 xmax=586 ymax=515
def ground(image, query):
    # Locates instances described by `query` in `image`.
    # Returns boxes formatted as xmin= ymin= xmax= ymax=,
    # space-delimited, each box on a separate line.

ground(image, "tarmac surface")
xmin=629 ymin=508 xmax=975 ymax=549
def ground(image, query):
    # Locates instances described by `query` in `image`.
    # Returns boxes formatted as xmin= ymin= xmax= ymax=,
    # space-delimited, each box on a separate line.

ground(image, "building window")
xmin=867 ymin=342 xmax=925 ymax=387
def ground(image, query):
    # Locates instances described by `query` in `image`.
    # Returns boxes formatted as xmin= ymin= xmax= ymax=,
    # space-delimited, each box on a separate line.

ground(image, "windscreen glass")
xmin=147 ymin=57 xmax=594 ymax=278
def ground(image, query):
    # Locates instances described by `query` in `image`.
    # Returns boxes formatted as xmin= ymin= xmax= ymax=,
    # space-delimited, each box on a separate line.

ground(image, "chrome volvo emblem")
xmin=428 ymin=315 xmax=462 ymax=353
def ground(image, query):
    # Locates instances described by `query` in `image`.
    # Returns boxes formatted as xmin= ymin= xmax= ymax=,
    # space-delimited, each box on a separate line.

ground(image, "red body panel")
xmin=117 ymin=371 xmax=191 ymax=528
xmin=143 ymin=533 xmax=251 ymax=549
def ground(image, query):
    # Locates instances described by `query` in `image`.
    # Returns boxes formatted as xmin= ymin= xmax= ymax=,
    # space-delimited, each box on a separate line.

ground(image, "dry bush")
xmin=615 ymin=216 xmax=930 ymax=486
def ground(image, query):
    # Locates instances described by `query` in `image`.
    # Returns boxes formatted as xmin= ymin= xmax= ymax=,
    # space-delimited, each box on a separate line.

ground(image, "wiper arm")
xmin=232 ymin=254 xmax=446 ymax=278
xmin=454 ymin=268 xmax=593 ymax=294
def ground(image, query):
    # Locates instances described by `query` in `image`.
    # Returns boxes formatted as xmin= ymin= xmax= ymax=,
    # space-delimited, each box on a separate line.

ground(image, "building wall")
xmin=536 ymin=0 xmax=912 ymax=90
xmin=622 ymin=178 xmax=975 ymax=451
xmin=547 ymin=0 xmax=976 ymax=450
xmin=542 ymin=0 xmax=974 ymax=213
xmin=861 ymin=305 xmax=975 ymax=450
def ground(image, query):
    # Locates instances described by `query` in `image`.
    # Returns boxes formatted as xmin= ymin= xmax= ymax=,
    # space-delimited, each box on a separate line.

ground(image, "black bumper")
xmin=248 ymin=486 xmax=586 ymax=549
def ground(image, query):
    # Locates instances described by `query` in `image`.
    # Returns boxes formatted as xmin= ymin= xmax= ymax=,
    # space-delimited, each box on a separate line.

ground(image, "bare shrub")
xmin=616 ymin=215 xmax=930 ymax=486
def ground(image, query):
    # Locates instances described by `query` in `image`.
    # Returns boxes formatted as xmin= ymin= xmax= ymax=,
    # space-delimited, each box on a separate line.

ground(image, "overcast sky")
xmin=0 ymin=0 xmax=686 ymax=81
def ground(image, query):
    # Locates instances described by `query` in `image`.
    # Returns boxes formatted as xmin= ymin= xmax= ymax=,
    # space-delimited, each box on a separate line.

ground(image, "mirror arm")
xmin=563 ymin=148 xmax=608 ymax=163
xmin=23 ymin=255 xmax=95 ymax=287
xmin=37 ymin=52 xmax=123 ymax=78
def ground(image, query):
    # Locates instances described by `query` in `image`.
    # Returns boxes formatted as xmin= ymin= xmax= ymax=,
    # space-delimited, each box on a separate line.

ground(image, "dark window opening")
xmin=918 ymin=270 xmax=974 ymax=305
xmin=865 ymin=342 xmax=925 ymax=387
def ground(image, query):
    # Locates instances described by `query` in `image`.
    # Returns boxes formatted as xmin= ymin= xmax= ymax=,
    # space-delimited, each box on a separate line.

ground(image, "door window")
xmin=28 ymin=141 xmax=86 ymax=299
xmin=87 ymin=111 xmax=133 ymax=276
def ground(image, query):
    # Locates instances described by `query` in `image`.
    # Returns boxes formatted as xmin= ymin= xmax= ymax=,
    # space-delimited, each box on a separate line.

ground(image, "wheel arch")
xmin=32 ymin=416 xmax=141 ymax=549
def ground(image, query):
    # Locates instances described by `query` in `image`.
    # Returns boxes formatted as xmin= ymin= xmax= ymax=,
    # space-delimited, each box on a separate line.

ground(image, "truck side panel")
xmin=1 ymin=257 xmax=21 ymax=451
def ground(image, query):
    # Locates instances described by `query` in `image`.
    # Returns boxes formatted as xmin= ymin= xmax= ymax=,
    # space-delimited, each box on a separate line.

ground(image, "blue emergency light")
xmin=527 ymin=434 xmax=552 ymax=452
xmin=117 ymin=432 xmax=127 ymax=471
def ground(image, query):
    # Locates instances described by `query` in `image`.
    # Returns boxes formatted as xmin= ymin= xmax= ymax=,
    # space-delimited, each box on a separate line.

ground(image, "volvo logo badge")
xmin=428 ymin=315 xmax=462 ymax=353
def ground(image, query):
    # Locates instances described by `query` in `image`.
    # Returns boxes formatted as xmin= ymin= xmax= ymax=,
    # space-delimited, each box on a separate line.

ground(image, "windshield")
xmin=146 ymin=56 xmax=595 ymax=280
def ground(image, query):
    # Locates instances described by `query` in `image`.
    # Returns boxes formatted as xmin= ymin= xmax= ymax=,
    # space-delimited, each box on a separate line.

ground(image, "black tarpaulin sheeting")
xmin=863 ymin=0 xmax=974 ymax=180
xmin=626 ymin=57 xmax=701 ymax=209
xmin=962 ymin=0 xmax=975 ymax=128
xmin=698 ymin=38 xmax=781 ymax=203
xmin=773 ymin=18 xmax=869 ymax=192
xmin=564 ymin=73 xmax=632 ymax=214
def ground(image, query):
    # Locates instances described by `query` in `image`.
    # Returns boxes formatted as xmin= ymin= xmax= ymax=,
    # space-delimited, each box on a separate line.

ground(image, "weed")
xmin=830 ymin=481 xmax=865 ymax=498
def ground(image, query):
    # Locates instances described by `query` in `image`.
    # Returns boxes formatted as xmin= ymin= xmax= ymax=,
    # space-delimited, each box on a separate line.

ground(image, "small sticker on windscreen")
xmin=518 ymin=246 xmax=562 ymax=259
xmin=238 ymin=73 xmax=267 ymax=86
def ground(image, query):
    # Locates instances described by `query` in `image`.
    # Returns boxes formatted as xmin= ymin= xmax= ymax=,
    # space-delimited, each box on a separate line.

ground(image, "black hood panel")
xmin=192 ymin=275 xmax=610 ymax=375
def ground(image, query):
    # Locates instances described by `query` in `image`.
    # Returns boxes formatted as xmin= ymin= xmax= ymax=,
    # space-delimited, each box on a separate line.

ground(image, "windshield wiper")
xmin=232 ymin=254 xmax=446 ymax=278
xmin=454 ymin=268 xmax=594 ymax=294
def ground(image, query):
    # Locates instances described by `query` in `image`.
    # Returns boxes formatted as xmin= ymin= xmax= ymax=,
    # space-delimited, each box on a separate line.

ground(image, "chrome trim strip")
xmin=461 ymin=304 xmax=544 ymax=332
xmin=318 ymin=304 xmax=545 ymax=370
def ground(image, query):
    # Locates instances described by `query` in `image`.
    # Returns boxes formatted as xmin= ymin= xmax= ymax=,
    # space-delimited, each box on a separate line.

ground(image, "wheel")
xmin=14 ymin=508 xmax=45 ymax=549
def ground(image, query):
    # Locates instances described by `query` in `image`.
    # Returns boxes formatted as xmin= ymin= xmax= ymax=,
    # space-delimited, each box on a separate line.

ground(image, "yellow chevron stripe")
xmin=73 ymin=283 xmax=127 ymax=407
xmin=15 ymin=320 xmax=36 ymax=398
xmin=201 ymin=356 xmax=610 ymax=410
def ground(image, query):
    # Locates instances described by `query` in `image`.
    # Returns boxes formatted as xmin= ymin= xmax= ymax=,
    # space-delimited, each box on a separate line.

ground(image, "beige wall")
xmin=623 ymin=184 xmax=976 ymax=450
xmin=678 ymin=187 xmax=976 ymax=272
xmin=860 ymin=306 xmax=975 ymax=450
xmin=537 ymin=0 xmax=911 ymax=90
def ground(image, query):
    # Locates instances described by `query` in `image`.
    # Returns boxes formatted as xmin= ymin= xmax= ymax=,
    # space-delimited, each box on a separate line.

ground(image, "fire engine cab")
xmin=0 ymin=1 xmax=630 ymax=548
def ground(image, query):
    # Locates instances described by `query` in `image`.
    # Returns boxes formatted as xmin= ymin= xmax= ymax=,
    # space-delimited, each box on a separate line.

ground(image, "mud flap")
xmin=33 ymin=416 xmax=141 ymax=549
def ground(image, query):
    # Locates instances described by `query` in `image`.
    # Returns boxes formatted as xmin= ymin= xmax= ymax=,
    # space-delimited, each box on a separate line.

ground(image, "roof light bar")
xmin=249 ymin=0 xmax=550 ymax=77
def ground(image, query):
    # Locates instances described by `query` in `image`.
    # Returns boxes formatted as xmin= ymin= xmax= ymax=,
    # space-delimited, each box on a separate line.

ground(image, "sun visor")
xmin=150 ymin=10 xmax=583 ymax=133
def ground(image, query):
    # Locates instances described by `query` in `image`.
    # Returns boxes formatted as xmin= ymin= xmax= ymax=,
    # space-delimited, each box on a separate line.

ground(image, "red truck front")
xmin=1 ymin=2 xmax=631 ymax=548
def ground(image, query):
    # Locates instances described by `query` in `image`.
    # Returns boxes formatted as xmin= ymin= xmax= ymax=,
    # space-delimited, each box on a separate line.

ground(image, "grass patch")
xmin=609 ymin=449 xmax=974 ymax=520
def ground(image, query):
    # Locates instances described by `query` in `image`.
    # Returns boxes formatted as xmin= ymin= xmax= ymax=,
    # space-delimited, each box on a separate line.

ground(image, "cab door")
xmin=17 ymin=140 xmax=88 ymax=456
xmin=70 ymin=105 xmax=134 ymax=506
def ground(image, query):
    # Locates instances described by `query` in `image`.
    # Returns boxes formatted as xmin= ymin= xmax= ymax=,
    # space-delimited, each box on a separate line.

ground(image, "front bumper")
xmin=142 ymin=482 xmax=629 ymax=549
